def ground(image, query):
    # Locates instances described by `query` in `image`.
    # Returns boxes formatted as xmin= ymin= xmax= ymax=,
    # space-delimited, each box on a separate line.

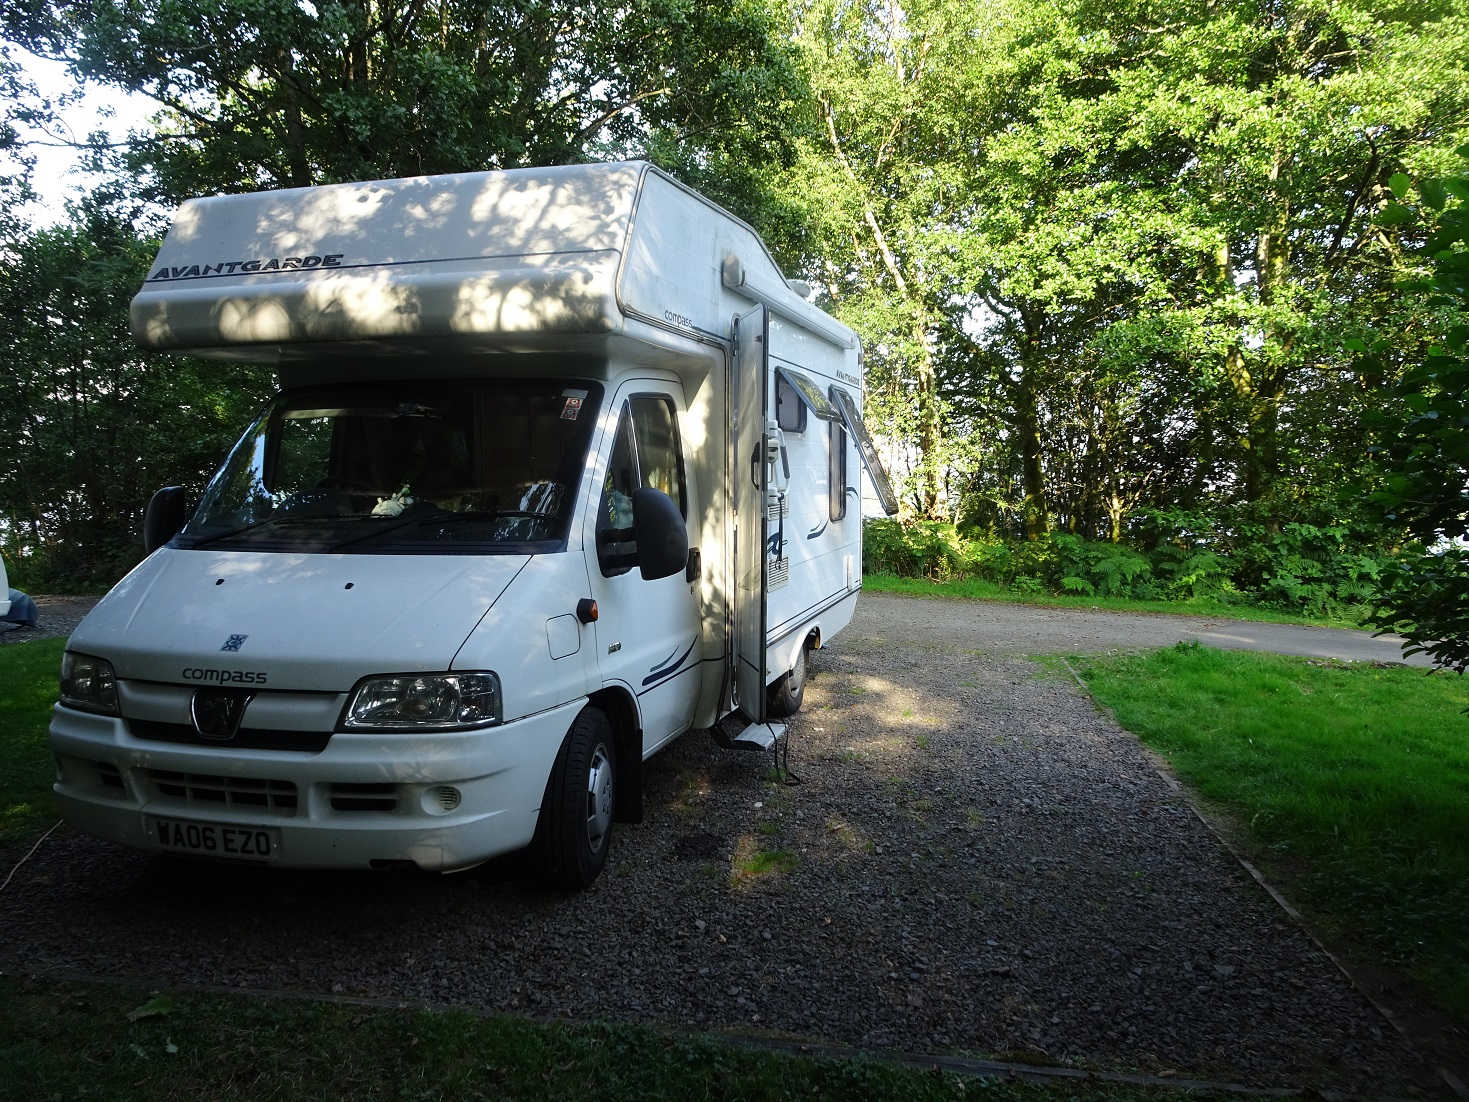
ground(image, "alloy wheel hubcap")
xmin=585 ymin=744 xmax=613 ymax=852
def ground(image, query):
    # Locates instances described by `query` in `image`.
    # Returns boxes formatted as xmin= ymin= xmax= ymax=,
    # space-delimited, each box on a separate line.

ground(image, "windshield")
xmin=178 ymin=379 xmax=603 ymax=553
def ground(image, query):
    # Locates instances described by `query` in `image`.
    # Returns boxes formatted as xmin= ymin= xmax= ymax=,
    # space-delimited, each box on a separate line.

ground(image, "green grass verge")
xmin=0 ymin=976 xmax=1214 ymax=1102
xmin=863 ymin=573 xmax=1370 ymax=630
xmin=0 ymin=637 xmax=64 ymax=844
xmin=1071 ymin=643 xmax=1469 ymax=1022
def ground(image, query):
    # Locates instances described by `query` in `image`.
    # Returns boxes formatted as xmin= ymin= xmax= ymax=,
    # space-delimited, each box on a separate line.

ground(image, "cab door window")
xmin=596 ymin=394 xmax=687 ymax=575
xmin=628 ymin=396 xmax=686 ymax=514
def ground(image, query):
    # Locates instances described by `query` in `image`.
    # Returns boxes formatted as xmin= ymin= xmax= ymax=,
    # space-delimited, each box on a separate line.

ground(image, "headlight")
xmin=60 ymin=652 xmax=120 ymax=715
xmin=343 ymin=672 xmax=501 ymax=730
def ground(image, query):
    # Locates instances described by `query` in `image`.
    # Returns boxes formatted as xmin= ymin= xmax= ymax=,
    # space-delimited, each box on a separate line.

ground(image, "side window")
xmin=774 ymin=373 xmax=807 ymax=433
xmin=829 ymin=419 xmax=848 ymax=522
xmin=628 ymin=395 xmax=687 ymax=515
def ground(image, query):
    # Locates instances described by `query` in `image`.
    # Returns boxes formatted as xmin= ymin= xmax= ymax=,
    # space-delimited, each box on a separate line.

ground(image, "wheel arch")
xmin=773 ymin=624 xmax=822 ymax=685
xmin=587 ymin=685 xmax=643 ymax=823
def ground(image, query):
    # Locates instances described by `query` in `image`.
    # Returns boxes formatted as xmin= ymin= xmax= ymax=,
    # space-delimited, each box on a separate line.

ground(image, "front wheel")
xmin=535 ymin=707 xmax=616 ymax=889
xmin=767 ymin=643 xmax=808 ymax=718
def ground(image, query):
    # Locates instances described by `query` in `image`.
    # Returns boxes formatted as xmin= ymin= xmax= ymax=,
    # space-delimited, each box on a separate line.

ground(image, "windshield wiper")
xmin=185 ymin=516 xmax=330 ymax=549
xmin=325 ymin=509 xmax=550 ymax=551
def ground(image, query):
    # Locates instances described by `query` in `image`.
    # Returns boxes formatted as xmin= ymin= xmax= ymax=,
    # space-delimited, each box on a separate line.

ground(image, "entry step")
xmin=730 ymin=722 xmax=787 ymax=751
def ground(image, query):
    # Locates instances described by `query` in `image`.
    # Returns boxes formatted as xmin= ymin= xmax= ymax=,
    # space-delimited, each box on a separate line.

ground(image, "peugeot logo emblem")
xmin=190 ymin=688 xmax=255 ymax=742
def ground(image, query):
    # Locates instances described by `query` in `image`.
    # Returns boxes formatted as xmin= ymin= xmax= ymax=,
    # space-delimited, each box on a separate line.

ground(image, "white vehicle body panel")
xmin=55 ymin=162 xmax=893 ymax=871
xmin=71 ymin=548 xmax=529 ymax=693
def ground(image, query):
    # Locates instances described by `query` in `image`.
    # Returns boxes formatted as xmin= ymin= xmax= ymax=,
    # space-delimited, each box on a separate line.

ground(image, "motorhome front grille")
xmin=95 ymin=761 xmax=125 ymax=793
xmin=145 ymin=770 xmax=299 ymax=816
xmin=330 ymin=783 xmax=399 ymax=813
xmin=127 ymin=719 xmax=332 ymax=753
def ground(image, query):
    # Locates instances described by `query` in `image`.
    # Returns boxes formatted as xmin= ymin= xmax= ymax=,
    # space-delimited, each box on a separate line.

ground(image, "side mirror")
xmin=143 ymin=486 xmax=187 ymax=553
xmin=631 ymin=487 xmax=689 ymax=581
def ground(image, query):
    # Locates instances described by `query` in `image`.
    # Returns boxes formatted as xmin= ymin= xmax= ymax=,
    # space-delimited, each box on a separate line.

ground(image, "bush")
xmin=862 ymin=518 xmax=968 ymax=578
xmin=864 ymin=517 xmax=1390 ymax=617
xmin=3 ymin=538 xmax=140 ymax=595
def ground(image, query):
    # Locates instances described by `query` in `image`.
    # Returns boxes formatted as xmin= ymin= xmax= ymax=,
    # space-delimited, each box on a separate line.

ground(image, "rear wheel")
xmin=767 ymin=642 xmax=808 ymax=718
xmin=535 ymin=707 xmax=616 ymax=889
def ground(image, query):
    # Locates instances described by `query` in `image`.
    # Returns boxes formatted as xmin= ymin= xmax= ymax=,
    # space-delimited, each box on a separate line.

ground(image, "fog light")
xmin=423 ymin=785 xmax=461 ymax=815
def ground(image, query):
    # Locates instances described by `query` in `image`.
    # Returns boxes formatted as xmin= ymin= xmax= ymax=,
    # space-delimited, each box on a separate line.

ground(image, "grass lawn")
xmin=0 ymin=978 xmax=1218 ymax=1102
xmin=1071 ymin=643 xmax=1469 ymax=1023
xmin=0 ymin=636 xmax=64 ymax=843
xmin=0 ymin=639 xmax=1221 ymax=1102
xmin=864 ymin=573 xmax=1370 ymax=630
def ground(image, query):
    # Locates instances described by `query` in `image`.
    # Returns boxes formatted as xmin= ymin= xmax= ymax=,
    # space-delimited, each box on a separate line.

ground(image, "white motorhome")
xmin=48 ymin=162 xmax=898 ymax=886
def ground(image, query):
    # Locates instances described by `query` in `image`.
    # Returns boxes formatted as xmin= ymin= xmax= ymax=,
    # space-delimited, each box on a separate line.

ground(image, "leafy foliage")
xmin=784 ymin=0 xmax=1469 ymax=537
xmin=1368 ymin=153 xmax=1469 ymax=673
xmin=0 ymin=203 xmax=271 ymax=590
xmin=8 ymin=0 xmax=805 ymax=206
xmin=864 ymin=517 xmax=1387 ymax=618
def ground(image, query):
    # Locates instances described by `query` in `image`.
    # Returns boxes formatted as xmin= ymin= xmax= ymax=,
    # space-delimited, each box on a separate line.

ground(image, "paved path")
xmin=0 ymin=596 xmax=97 ymax=646
xmin=863 ymin=591 xmax=1430 ymax=665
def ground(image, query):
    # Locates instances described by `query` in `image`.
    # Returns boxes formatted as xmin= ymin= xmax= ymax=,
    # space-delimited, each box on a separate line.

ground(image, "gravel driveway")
xmin=0 ymin=592 xmax=1442 ymax=1094
xmin=0 ymin=595 xmax=97 ymax=646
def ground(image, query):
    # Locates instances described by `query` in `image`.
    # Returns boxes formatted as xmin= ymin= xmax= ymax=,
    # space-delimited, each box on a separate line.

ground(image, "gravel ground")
xmin=0 ymin=595 xmax=98 ymax=646
xmin=0 ymin=592 xmax=1443 ymax=1094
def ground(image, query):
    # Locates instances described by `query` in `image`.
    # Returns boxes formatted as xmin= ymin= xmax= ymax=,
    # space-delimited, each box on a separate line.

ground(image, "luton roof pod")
xmin=129 ymin=160 xmax=902 ymax=517
xmin=134 ymin=161 xmax=828 ymax=360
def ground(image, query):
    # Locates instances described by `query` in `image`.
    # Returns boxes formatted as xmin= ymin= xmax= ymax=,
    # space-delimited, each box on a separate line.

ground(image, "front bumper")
xmin=49 ymin=699 xmax=582 ymax=871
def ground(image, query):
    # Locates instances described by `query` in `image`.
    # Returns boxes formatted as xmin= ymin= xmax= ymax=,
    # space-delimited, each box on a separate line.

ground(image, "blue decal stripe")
xmin=641 ymin=637 xmax=698 ymax=687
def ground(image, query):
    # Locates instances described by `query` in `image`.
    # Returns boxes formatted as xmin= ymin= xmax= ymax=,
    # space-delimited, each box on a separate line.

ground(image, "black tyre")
xmin=766 ymin=643 xmax=808 ymax=718
xmin=535 ymin=707 xmax=616 ymax=889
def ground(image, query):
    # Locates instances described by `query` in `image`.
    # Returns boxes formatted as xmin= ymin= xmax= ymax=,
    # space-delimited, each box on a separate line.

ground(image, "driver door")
xmin=583 ymin=381 xmax=702 ymax=755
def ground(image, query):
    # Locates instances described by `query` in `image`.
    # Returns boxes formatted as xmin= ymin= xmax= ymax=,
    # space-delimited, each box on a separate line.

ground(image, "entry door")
xmin=731 ymin=306 xmax=769 ymax=722
xmin=585 ymin=382 xmax=702 ymax=754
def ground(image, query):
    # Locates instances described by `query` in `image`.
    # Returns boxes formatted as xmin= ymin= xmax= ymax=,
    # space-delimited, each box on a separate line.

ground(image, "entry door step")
xmin=730 ymin=721 xmax=787 ymax=752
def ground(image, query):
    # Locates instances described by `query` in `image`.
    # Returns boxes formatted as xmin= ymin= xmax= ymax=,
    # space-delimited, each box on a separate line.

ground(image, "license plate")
xmin=148 ymin=816 xmax=280 ymax=861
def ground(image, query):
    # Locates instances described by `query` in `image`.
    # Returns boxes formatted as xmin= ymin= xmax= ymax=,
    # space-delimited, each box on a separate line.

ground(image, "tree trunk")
xmin=1015 ymin=359 xmax=1047 ymax=539
xmin=1245 ymin=155 xmax=1291 ymax=507
xmin=1015 ymin=312 xmax=1049 ymax=539
xmin=912 ymin=319 xmax=941 ymax=517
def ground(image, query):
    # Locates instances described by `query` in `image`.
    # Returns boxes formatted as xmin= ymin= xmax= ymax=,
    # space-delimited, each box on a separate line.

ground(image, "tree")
xmin=787 ymin=0 xmax=1469 ymax=540
xmin=7 ymin=0 xmax=805 ymax=204
xmin=1369 ymin=157 xmax=1469 ymax=673
xmin=779 ymin=0 xmax=973 ymax=519
xmin=0 ymin=202 xmax=272 ymax=588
